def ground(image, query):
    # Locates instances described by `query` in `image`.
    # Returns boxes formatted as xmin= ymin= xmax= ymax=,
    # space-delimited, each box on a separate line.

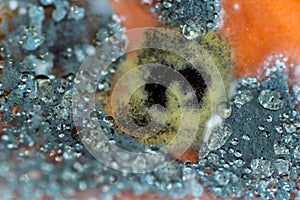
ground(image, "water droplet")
xmin=274 ymin=140 xmax=290 ymax=155
xmin=240 ymin=78 xmax=259 ymax=88
xmin=242 ymin=134 xmax=251 ymax=141
xmin=228 ymin=147 xmax=234 ymax=154
xmin=83 ymin=95 xmax=90 ymax=102
xmin=275 ymin=125 xmax=284 ymax=134
xmin=52 ymin=7 xmax=67 ymax=22
xmin=18 ymin=82 xmax=27 ymax=90
xmin=283 ymin=123 xmax=296 ymax=134
xmin=182 ymin=24 xmax=203 ymax=40
xmin=243 ymin=168 xmax=252 ymax=174
xmin=207 ymin=124 xmax=232 ymax=151
xmin=20 ymin=27 xmax=45 ymax=51
xmin=216 ymin=101 xmax=232 ymax=119
xmin=234 ymin=159 xmax=245 ymax=167
xmin=258 ymin=90 xmax=284 ymax=111
xmin=274 ymin=159 xmax=290 ymax=175
xmin=280 ymin=112 xmax=290 ymax=121
xmin=264 ymin=131 xmax=271 ymax=138
xmin=234 ymin=151 xmax=242 ymax=158
xmin=132 ymin=156 xmax=147 ymax=171
xmin=214 ymin=171 xmax=230 ymax=186
xmin=163 ymin=2 xmax=172 ymax=8
xmin=282 ymin=135 xmax=294 ymax=144
xmin=234 ymin=90 xmax=253 ymax=108
xmin=250 ymin=158 xmax=274 ymax=178
xmin=293 ymin=145 xmax=300 ymax=161
xmin=266 ymin=115 xmax=273 ymax=122
xmin=207 ymin=153 xmax=219 ymax=166
xmin=258 ymin=125 xmax=265 ymax=131
xmin=68 ymin=6 xmax=85 ymax=21
xmin=21 ymin=73 xmax=30 ymax=82
xmin=231 ymin=137 xmax=239 ymax=146
xmin=206 ymin=20 xmax=214 ymax=29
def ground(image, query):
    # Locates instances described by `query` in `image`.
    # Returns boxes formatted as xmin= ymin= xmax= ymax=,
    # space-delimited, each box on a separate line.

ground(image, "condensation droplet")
xmin=230 ymin=137 xmax=239 ymax=146
xmin=214 ymin=171 xmax=230 ymax=186
xmin=273 ymin=159 xmax=290 ymax=175
xmin=234 ymin=151 xmax=242 ymax=158
xmin=207 ymin=124 xmax=232 ymax=151
xmin=234 ymin=90 xmax=253 ymax=108
xmin=274 ymin=140 xmax=290 ymax=155
xmin=242 ymin=134 xmax=250 ymax=141
xmin=182 ymin=24 xmax=203 ymax=40
xmin=250 ymin=158 xmax=274 ymax=178
xmin=275 ymin=125 xmax=284 ymax=134
xmin=234 ymin=159 xmax=245 ymax=167
xmin=163 ymin=2 xmax=172 ymax=8
xmin=258 ymin=90 xmax=284 ymax=111
xmin=283 ymin=123 xmax=296 ymax=134
xmin=258 ymin=125 xmax=265 ymax=131
xmin=293 ymin=145 xmax=300 ymax=161
xmin=266 ymin=115 xmax=273 ymax=122
xmin=216 ymin=101 xmax=232 ymax=119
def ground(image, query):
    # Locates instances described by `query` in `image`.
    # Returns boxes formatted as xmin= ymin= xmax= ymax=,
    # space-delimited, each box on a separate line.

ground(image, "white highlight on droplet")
xmin=9 ymin=0 xmax=18 ymax=11
xmin=233 ymin=3 xmax=240 ymax=10
xmin=203 ymin=114 xmax=223 ymax=143
xmin=19 ymin=7 xmax=27 ymax=15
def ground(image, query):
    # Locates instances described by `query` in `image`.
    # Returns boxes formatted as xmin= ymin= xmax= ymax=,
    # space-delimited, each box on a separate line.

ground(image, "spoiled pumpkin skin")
xmin=218 ymin=0 xmax=300 ymax=83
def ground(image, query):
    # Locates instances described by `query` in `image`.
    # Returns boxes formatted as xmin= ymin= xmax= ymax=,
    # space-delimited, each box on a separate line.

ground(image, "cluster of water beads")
xmin=153 ymin=0 xmax=221 ymax=39
xmin=196 ymin=60 xmax=300 ymax=199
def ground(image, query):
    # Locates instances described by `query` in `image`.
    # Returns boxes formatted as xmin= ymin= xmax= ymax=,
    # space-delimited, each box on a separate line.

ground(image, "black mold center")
xmin=144 ymin=65 xmax=208 ymax=107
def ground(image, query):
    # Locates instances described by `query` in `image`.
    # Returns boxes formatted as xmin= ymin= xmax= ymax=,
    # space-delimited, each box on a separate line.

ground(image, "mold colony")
xmin=104 ymin=0 xmax=232 ymax=163
xmin=98 ymin=29 xmax=234 ymax=162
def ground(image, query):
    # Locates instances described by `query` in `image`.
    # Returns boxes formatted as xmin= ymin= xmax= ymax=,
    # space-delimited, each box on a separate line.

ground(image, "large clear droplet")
xmin=207 ymin=124 xmax=232 ymax=151
xmin=258 ymin=90 xmax=284 ymax=111
xmin=182 ymin=24 xmax=204 ymax=40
